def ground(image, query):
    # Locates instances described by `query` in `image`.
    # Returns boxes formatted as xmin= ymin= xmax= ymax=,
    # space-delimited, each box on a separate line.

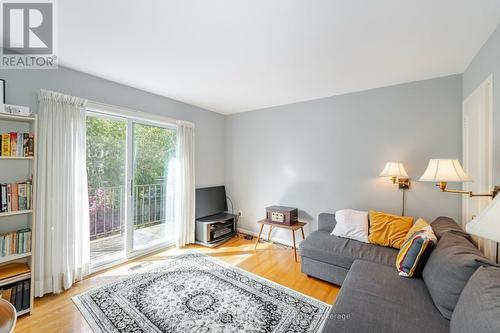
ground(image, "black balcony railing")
xmin=89 ymin=184 xmax=170 ymax=241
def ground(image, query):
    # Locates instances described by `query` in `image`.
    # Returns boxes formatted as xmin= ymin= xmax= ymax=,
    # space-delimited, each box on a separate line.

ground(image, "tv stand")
xmin=195 ymin=213 xmax=238 ymax=247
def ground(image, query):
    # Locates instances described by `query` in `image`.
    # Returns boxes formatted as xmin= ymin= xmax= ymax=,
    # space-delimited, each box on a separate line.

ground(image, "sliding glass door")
xmin=86 ymin=111 xmax=176 ymax=269
xmin=130 ymin=122 xmax=176 ymax=251
xmin=86 ymin=114 xmax=127 ymax=267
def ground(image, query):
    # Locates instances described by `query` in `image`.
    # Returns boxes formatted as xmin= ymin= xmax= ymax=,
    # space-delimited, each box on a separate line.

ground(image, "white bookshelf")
xmin=0 ymin=112 xmax=37 ymax=317
xmin=0 ymin=252 xmax=32 ymax=265
xmin=0 ymin=156 xmax=34 ymax=160
xmin=0 ymin=210 xmax=32 ymax=217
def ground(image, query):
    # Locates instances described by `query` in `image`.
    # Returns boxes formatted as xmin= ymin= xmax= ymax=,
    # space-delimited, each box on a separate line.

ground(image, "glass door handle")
xmin=130 ymin=179 xmax=133 ymax=196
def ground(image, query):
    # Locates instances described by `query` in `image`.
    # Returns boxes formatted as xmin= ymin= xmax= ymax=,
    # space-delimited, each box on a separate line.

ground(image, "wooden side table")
xmin=254 ymin=219 xmax=306 ymax=262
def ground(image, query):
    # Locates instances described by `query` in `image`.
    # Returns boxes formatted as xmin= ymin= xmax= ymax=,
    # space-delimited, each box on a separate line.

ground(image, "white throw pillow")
xmin=330 ymin=209 xmax=369 ymax=243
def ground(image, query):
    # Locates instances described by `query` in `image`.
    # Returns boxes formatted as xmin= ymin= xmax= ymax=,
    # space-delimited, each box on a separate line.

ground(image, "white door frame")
xmin=462 ymin=74 xmax=493 ymax=225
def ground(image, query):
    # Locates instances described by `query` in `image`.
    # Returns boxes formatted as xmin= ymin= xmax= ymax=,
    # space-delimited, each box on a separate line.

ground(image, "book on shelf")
xmin=1 ymin=286 xmax=11 ymax=300
xmin=6 ymin=184 xmax=11 ymax=211
xmin=26 ymin=180 xmax=31 ymax=210
xmin=1 ymin=134 xmax=10 ymax=156
xmin=11 ymin=184 xmax=18 ymax=211
xmin=18 ymin=183 xmax=26 ymax=211
xmin=0 ymin=184 xmax=6 ymax=212
xmin=0 ymin=180 xmax=33 ymax=213
xmin=21 ymin=279 xmax=30 ymax=310
xmin=23 ymin=134 xmax=32 ymax=157
xmin=0 ymin=132 xmax=34 ymax=157
xmin=0 ymin=279 xmax=31 ymax=312
xmin=10 ymin=133 xmax=16 ymax=157
xmin=0 ymin=229 xmax=31 ymax=257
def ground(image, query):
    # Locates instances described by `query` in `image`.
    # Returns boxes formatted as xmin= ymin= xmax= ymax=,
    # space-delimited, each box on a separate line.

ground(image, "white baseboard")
xmin=237 ymin=227 xmax=303 ymax=248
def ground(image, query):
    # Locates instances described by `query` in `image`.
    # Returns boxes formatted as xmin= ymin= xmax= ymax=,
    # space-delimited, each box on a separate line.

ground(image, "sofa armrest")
xmin=318 ymin=213 xmax=336 ymax=232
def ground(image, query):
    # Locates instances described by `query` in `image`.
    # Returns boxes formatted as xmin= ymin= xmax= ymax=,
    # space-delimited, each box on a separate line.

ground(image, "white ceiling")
xmin=59 ymin=0 xmax=500 ymax=114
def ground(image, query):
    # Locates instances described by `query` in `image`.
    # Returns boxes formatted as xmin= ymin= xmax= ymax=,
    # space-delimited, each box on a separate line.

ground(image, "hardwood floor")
xmin=15 ymin=236 xmax=340 ymax=333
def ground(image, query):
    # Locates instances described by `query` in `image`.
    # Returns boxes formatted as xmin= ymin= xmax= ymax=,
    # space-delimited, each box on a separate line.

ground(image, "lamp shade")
xmin=379 ymin=162 xmax=409 ymax=178
xmin=466 ymin=194 xmax=500 ymax=242
xmin=419 ymin=159 xmax=472 ymax=182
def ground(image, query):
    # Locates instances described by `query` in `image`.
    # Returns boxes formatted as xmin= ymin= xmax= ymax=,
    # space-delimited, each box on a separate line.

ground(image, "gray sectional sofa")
xmin=300 ymin=213 xmax=398 ymax=285
xmin=299 ymin=213 xmax=498 ymax=333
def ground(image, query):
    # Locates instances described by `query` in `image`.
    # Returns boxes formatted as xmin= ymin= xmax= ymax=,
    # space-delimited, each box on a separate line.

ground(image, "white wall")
xmin=0 ymin=66 xmax=226 ymax=187
xmin=226 ymin=75 xmax=463 ymax=242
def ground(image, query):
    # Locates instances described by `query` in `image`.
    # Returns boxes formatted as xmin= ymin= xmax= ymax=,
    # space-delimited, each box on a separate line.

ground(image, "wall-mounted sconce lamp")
xmin=379 ymin=161 xmax=410 ymax=189
xmin=420 ymin=158 xmax=500 ymax=262
xmin=379 ymin=161 xmax=410 ymax=216
xmin=419 ymin=159 xmax=500 ymax=199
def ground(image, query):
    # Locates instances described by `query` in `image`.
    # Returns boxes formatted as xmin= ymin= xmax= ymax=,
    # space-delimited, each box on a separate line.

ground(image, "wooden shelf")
xmin=0 ymin=210 xmax=32 ymax=218
xmin=0 ymin=253 xmax=31 ymax=264
xmin=0 ymin=113 xmax=35 ymax=123
xmin=0 ymin=156 xmax=34 ymax=160
xmin=0 ymin=272 xmax=30 ymax=287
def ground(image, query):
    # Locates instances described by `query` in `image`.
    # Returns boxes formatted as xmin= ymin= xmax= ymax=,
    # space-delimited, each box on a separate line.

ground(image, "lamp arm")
xmin=437 ymin=183 xmax=500 ymax=198
xmin=470 ymin=192 xmax=497 ymax=197
xmin=440 ymin=188 xmax=472 ymax=195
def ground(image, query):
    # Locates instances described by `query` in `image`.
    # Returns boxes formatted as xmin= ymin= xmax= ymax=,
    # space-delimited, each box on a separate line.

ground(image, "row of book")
xmin=0 ymin=181 xmax=33 ymax=213
xmin=0 ymin=132 xmax=34 ymax=157
xmin=0 ymin=279 xmax=30 ymax=312
xmin=0 ymin=229 xmax=31 ymax=257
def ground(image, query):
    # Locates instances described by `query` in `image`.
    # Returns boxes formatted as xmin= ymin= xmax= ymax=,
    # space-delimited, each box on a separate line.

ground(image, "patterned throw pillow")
xmin=396 ymin=221 xmax=437 ymax=277
xmin=403 ymin=218 xmax=429 ymax=243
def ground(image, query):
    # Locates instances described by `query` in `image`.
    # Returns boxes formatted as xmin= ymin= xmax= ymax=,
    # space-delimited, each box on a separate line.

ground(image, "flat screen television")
xmin=195 ymin=186 xmax=228 ymax=219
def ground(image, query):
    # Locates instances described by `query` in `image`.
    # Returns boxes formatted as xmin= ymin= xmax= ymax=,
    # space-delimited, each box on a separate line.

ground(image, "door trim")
xmin=462 ymin=74 xmax=493 ymax=224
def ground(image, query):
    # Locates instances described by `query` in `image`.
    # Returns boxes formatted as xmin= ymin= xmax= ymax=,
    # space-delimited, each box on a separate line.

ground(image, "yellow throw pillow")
xmin=368 ymin=210 xmax=413 ymax=249
xmin=403 ymin=218 xmax=430 ymax=243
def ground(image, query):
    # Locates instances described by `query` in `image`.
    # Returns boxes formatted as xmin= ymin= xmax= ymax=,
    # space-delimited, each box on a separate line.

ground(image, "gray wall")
xmin=0 ymin=65 xmax=465 ymax=244
xmin=226 ymin=75 xmax=463 ymax=241
xmin=463 ymin=23 xmax=500 ymax=184
xmin=0 ymin=66 xmax=225 ymax=187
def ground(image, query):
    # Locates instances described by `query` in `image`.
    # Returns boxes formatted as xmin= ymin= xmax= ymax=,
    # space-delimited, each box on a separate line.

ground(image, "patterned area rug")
xmin=73 ymin=252 xmax=331 ymax=332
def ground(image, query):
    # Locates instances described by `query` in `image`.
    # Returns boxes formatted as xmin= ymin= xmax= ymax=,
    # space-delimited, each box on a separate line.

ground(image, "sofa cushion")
xmin=324 ymin=260 xmax=449 ymax=333
xmin=450 ymin=266 xmax=500 ymax=333
xmin=299 ymin=230 xmax=398 ymax=270
xmin=430 ymin=216 xmax=470 ymax=239
xmin=368 ymin=210 xmax=413 ymax=249
xmin=422 ymin=231 xmax=492 ymax=319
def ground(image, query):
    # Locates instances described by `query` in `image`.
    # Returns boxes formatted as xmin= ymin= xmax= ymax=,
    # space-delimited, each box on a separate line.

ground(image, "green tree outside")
xmin=86 ymin=117 xmax=176 ymax=189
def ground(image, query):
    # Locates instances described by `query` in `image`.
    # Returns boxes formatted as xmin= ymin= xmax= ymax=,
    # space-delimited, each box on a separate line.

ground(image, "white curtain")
xmin=165 ymin=159 xmax=176 ymax=224
xmin=174 ymin=121 xmax=195 ymax=247
xmin=34 ymin=89 xmax=90 ymax=297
